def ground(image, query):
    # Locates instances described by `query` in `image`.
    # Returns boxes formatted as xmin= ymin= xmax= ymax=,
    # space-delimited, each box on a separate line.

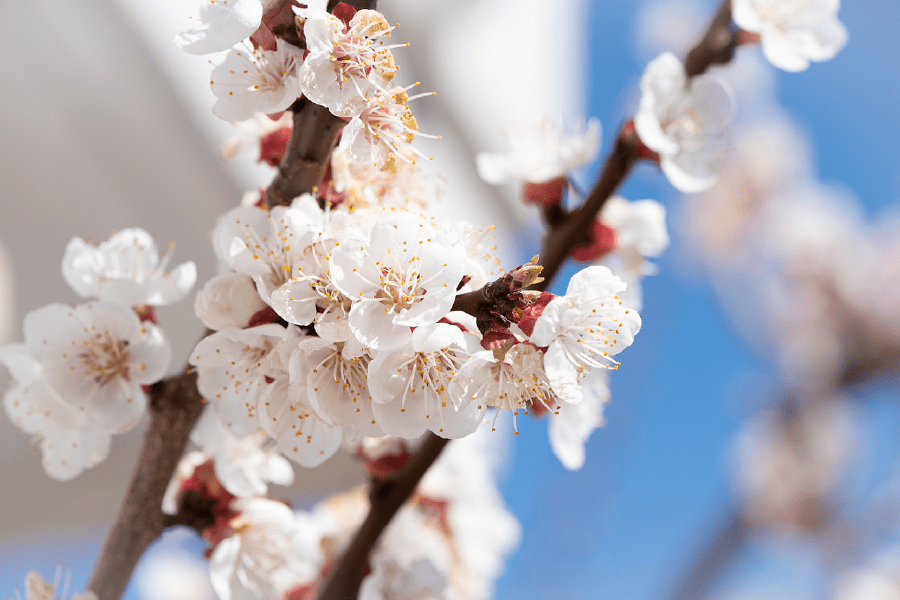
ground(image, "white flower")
xmin=1 ymin=345 xmax=111 ymax=480
xmin=368 ymin=323 xmax=485 ymax=439
xmin=634 ymin=52 xmax=733 ymax=193
xmin=329 ymin=146 xmax=439 ymax=211
xmin=175 ymin=0 xmax=263 ymax=55
xmin=269 ymin=233 xmax=356 ymax=342
xmin=212 ymin=205 xmax=317 ymax=305
xmin=257 ymin=335 xmax=348 ymax=467
xmin=23 ymin=302 xmax=170 ymax=434
xmin=62 ymin=228 xmax=196 ymax=307
xmin=190 ymin=324 xmax=294 ymax=436
xmin=330 ymin=212 xmax=466 ymax=350
xmin=450 ymin=343 xmax=557 ymax=432
xmin=211 ymin=39 xmax=303 ymax=122
xmin=190 ymin=407 xmax=294 ymax=498
xmin=547 ymin=369 xmax=610 ymax=470
xmin=598 ymin=196 xmax=669 ymax=310
xmin=339 ymin=86 xmax=436 ymax=168
xmin=291 ymin=337 xmax=384 ymax=437
xmin=14 ymin=570 xmax=97 ymax=600
xmin=298 ymin=9 xmax=401 ymax=117
xmin=210 ymin=498 xmax=322 ymax=600
xmin=360 ymin=557 xmax=447 ymax=600
xmin=476 ymin=117 xmax=602 ymax=184
xmin=195 ymin=273 xmax=269 ymax=331
xmin=530 ymin=266 xmax=641 ymax=404
xmin=733 ymin=0 xmax=848 ymax=72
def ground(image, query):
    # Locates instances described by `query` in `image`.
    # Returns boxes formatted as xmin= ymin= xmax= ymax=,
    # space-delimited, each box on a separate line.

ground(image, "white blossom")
xmin=635 ymin=52 xmax=733 ymax=192
xmin=339 ymin=86 xmax=436 ymax=168
xmin=547 ymin=369 xmax=610 ymax=470
xmin=368 ymin=323 xmax=484 ymax=439
xmin=450 ymin=343 xmax=557 ymax=432
xmin=299 ymin=9 xmax=402 ymax=117
xmin=14 ymin=570 xmax=97 ymax=600
xmin=210 ymin=498 xmax=322 ymax=600
xmin=190 ymin=323 xmax=295 ymax=436
xmin=733 ymin=0 xmax=848 ymax=72
xmin=598 ymin=196 xmax=669 ymax=310
xmin=175 ymin=0 xmax=264 ymax=55
xmin=212 ymin=205 xmax=317 ymax=305
xmin=330 ymin=212 xmax=466 ymax=350
xmin=1 ymin=345 xmax=110 ymax=480
xmin=269 ymin=212 xmax=361 ymax=342
xmin=476 ymin=117 xmax=602 ymax=184
xmin=258 ymin=334 xmax=348 ymax=467
xmin=195 ymin=273 xmax=269 ymax=331
xmin=190 ymin=407 xmax=294 ymax=498
xmin=360 ymin=557 xmax=447 ymax=600
xmin=530 ymin=266 xmax=641 ymax=404
xmin=23 ymin=302 xmax=170 ymax=434
xmin=62 ymin=228 xmax=196 ymax=307
xmin=291 ymin=337 xmax=384 ymax=437
xmin=211 ymin=39 xmax=303 ymax=122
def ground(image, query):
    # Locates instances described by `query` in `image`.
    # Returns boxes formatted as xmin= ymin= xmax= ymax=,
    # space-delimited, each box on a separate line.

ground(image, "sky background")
xmin=2 ymin=2 xmax=900 ymax=600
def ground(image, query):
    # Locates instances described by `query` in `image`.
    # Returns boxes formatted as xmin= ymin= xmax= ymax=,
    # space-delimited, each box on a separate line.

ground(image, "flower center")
xmin=80 ymin=334 xmax=130 ymax=385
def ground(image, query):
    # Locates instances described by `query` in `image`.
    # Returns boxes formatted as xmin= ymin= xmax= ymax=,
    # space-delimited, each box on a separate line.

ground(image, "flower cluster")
xmin=1 ymin=229 xmax=194 ymax=479
xmin=181 ymin=0 xmax=434 ymax=169
xmin=189 ymin=195 xmax=641 ymax=470
xmin=164 ymin=425 xmax=518 ymax=600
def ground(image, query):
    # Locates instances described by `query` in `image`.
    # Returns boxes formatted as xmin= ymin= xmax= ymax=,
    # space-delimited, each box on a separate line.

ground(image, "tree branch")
xmin=316 ymin=434 xmax=450 ymax=600
xmin=88 ymin=371 xmax=205 ymax=600
xmin=266 ymin=99 xmax=346 ymax=207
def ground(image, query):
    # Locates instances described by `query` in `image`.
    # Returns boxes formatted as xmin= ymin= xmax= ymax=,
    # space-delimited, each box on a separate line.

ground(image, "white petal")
xmin=175 ymin=0 xmax=263 ymax=55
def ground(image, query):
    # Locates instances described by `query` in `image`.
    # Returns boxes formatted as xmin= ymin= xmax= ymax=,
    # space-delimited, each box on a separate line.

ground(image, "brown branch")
xmin=266 ymin=98 xmax=347 ymax=207
xmin=667 ymin=511 xmax=749 ymax=600
xmin=88 ymin=371 xmax=205 ymax=600
xmin=316 ymin=434 xmax=450 ymax=600
xmin=684 ymin=0 xmax=736 ymax=79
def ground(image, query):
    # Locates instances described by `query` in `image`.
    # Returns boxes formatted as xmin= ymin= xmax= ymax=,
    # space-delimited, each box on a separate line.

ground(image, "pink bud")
xmin=259 ymin=125 xmax=293 ymax=167
xmin=522 ymin=176 xmax=567 ymax=207
xmin=515 ymin=292 xmax=556 ymax=336
xmin=332 ymin=3 xmax=358 ymax=29
xmin=571 ymin=219 xmax=617 ymax=262
xmin=620 ymin=119 xmax=660 ymax=162
xmin=247 ymin=306 xmax=280 ymax=328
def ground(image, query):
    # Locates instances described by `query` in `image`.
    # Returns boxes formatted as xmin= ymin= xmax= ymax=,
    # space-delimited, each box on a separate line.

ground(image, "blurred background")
xmin=1 ymin=1 xmax=899 ymax=599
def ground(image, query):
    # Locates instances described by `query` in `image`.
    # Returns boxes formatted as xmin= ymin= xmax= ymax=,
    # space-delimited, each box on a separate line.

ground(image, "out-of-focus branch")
xmin=684 ymin=0 xmax=736 ymax=78
xmin=316 ymin=434 xmax=450 ymax=600
xmin=668 ymin=511 xmax=749 ymax=600
xmin=88 ymin=371 xmax=205 ymax=600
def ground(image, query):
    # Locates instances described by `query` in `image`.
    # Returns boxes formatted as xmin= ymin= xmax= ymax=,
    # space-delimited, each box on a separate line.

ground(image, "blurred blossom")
xmin=732 ymin=0 xmax=848 ymax=73
xmin=730 ymin=399 xmax=857 ymax=535
xmin=136 ymin=549 xmax=215 ymax=600
xmin=834 ymin=549 xmax=900 ymax=600
xmin=684 ymin=114 xmax=813 ymax=264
